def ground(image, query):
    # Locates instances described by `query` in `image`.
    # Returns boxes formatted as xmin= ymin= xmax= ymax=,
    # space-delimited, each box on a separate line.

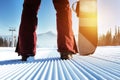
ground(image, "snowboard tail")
xmin=73 ymin=0 xmax=98 ymax=55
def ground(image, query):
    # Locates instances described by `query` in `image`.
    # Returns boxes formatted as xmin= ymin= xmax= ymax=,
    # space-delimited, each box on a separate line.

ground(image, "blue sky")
xmin=0 ymin=0 xmax=120 ymax=36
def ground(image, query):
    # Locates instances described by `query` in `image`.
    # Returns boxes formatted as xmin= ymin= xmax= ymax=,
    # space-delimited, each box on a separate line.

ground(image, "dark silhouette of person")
xmin=15 ymin=0 xmax=78 ymax=61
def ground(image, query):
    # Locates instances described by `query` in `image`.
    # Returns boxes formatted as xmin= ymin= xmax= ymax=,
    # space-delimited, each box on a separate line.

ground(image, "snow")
xmin=0 ymin=47 xmax=58 ymax=61
xmin=0 ymin=47 xmax=21 ymax=61
xmin=0 ymin=46 xmax=120 ymax=80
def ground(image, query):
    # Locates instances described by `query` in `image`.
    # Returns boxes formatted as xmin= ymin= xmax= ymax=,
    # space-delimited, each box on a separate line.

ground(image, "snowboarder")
xmin=15 ymin=0 xmax=78 ymax=61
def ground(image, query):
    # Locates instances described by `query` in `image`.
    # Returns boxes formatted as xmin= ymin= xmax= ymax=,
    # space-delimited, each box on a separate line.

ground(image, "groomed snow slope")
xmin=0 ymin=46 xmax=120 ymax=80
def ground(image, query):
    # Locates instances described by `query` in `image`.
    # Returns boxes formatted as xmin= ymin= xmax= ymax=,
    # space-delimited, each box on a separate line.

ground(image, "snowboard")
xmin=73 ymin=0 xmax=98 ymax=55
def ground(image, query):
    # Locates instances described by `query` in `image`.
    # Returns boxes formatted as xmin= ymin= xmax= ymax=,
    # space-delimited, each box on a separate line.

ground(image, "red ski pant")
xmin=15 ymin=0 xmax=78 ymax=56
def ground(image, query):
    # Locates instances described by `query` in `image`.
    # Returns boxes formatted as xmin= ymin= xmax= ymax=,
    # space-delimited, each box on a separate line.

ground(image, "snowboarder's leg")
xmin=53 ymin=0 xmax=78 ymax=59
xmin=15 ymin=0 xmax=41 ymax=61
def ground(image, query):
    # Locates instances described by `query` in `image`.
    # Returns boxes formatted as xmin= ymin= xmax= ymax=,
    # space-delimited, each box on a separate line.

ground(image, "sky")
xmin=0 ymin=0 xmax=120 ymax=36
xmin=98 ymin=0 xmax=120 ymax=35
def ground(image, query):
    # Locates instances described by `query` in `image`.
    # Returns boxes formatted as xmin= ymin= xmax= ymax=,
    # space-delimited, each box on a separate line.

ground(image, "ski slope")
xmin=0 ymin=46 xmax=120 ymax=80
